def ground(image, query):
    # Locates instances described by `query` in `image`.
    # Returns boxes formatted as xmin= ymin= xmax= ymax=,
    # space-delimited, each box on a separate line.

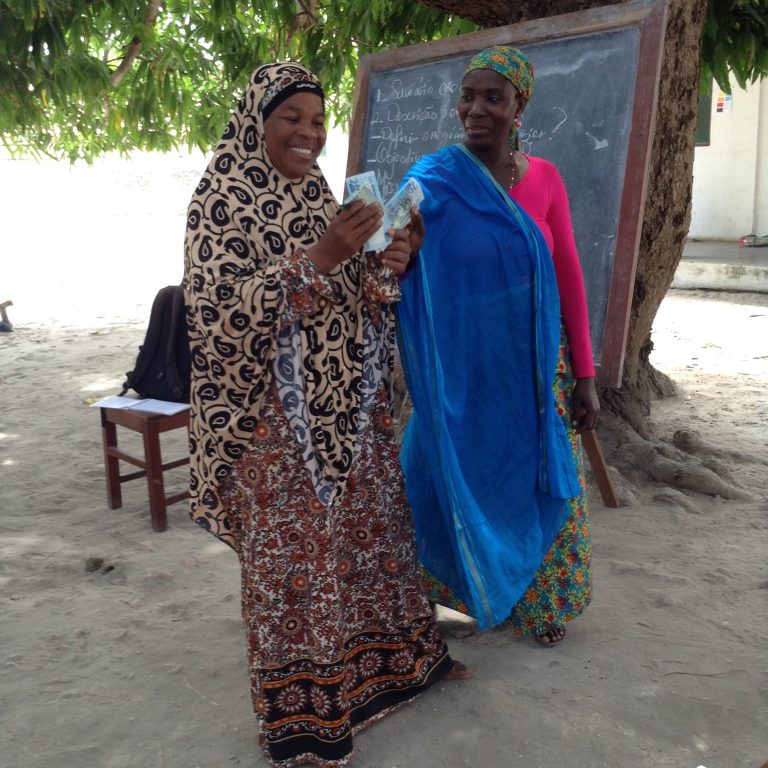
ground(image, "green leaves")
xmin=0 ymin=0 xmax=476 ymax=160
xmin=701 ymin=0 xmax=768 ymax=94
xmin=1 ymin=0 xmax=763 ymax=161
xmin=1 ymin=0 xmax=251 ymax=159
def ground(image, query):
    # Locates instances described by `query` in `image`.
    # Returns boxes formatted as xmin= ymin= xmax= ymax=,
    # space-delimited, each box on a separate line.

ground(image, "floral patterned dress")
xmin=220 ymin=380 xmax=450 ymax=766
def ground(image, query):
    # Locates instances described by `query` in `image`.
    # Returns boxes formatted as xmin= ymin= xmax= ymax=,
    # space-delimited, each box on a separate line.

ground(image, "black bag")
xmin=120 ymin=285 xmax=191 ymax=403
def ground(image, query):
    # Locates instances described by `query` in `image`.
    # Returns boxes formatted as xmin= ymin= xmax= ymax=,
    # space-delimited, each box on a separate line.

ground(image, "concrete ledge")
xmin=672 ymin=261 xmax=768 ymax=292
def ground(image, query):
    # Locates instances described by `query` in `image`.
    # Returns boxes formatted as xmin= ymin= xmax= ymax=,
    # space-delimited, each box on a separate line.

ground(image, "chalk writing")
xmin=379 ymin=124 xmax=420 ymax=145
xmin=551 ymin=107 xmax=568 ymax=134
xmin=383 ymin=102 xmax=438 ymax=126
xmin=438 ymin=81 xmax=460 ymax=96
xmin=380 ymin=77 xmax=435 ymax=101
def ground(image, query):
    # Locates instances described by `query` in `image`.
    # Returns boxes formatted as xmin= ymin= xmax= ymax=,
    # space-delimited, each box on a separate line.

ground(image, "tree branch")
xmin=288 ymin=0 xmax=319 ymax=40
xmin=296 ymin=0 xmax=318 ymax=26
xmin=109 ymin=0 xmax=163 ymax=87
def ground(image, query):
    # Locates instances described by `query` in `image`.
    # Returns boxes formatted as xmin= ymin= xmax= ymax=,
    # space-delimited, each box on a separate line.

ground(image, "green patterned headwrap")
xmin=464 ymin=45 xmax=534 ymax=151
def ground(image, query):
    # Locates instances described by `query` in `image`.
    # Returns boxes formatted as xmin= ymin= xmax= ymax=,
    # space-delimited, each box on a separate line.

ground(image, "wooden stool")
xmin=100 ymin=406 xmax=190 ymax=531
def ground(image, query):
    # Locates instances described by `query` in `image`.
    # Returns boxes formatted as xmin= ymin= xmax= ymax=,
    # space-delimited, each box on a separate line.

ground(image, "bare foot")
xmin=535 ymin=626 xmax=566 ymax=647
xmin=443 ymin=659 xmax=472 ymax=680
xmin=0 ymin=300 xmax=12 ymax=309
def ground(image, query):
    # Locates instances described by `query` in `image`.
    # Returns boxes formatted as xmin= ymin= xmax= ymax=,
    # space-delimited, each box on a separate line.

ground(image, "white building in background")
xmin=689 ymin=75 xmax=768 ymax=240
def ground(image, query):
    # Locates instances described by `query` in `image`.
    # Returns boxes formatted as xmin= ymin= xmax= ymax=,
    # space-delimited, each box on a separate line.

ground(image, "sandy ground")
xmin=1 ymin=154 xmax=767 ymax=768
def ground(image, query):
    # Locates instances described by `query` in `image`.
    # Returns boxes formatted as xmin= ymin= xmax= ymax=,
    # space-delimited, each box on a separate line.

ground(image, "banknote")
xmin=344 ymin=171 xmax=388 ymax=252
xmin=383 ymin=178 xmax=425 ymax=231
xmin=342 ymin=181 xmax=377 ymax=208
xmin=345 ymin=170 xmax=381 ymax=201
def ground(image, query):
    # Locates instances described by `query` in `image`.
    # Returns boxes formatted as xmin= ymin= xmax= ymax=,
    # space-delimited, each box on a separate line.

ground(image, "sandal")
xmin=535 ymin=626 xmax=566 ymax=647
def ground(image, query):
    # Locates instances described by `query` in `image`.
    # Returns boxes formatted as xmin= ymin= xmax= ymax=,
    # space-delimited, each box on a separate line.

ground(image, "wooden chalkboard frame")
xmin=346 ymin=0 xmax=667 ymax=387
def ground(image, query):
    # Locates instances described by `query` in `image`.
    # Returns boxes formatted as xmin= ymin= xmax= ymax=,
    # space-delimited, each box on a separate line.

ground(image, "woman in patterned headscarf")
xmin=184 ymin=61 xmax=467 ymax=768
xmin=398 ymin=45 xmax=599 ymax=646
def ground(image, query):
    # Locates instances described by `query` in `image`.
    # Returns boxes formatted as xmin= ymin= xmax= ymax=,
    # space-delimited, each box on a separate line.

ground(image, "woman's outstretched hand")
xmin=381 ymin=207 xmax=424 ymax=277
xmin=378 ymin=227 xmax=413 ymax=276
xmin=571 ymin=377 xmax=600 ymax=432
xmin=406 ymin=208 xmax=425 ymax=256
xmin=307 ymin=200 xmax=383 ymax=273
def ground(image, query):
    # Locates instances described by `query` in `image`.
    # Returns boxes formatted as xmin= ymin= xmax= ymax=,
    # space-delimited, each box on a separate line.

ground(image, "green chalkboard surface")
xmin=347 ymin=0 xmax=667 ymax=386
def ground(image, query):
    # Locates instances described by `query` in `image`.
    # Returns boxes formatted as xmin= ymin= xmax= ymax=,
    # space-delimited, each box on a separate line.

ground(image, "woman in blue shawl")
xmin=398 ymin=46 xmax=598 ymax=645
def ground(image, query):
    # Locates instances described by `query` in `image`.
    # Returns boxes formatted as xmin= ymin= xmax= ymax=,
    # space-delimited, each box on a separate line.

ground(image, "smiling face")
xmin=263 ymin=92 xmax=327 ymax=178
xmin=457 ymin=69 xmax=521 ymax=154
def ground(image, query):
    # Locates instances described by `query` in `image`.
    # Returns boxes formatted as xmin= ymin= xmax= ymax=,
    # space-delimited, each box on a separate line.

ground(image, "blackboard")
xmin=347 ymin=0 xmax=667 ymax=387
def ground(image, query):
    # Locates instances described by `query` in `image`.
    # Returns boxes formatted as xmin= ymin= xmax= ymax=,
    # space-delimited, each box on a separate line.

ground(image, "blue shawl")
xmin=397 ymin=144 xmax=581 ymax=630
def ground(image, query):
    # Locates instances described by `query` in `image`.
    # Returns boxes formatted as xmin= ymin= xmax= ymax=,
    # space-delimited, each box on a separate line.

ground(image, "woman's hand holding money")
xmin=393 ymin=207 xmax=425 ymax=277
xmin=378 ymin=228 xmax=412 ymax=276
xmin=406 ymin=207 xmax=425 ymax=256
xmin=307 ymin=200 xmax=383 ymax=273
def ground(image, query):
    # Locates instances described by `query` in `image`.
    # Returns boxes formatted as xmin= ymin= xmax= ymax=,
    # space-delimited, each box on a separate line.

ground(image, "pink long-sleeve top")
xmin=509 ymin=155 xmax=595 ymax=378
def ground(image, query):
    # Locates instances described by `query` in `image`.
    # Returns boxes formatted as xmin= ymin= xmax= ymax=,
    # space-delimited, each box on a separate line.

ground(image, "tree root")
xmin=671 ymin=428 xmax=768 ymax=469
xmin=596 ymin=412 xmax=754 ymax=501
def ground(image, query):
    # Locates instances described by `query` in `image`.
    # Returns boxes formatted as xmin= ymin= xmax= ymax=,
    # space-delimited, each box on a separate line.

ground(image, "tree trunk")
xmin=605 ymin=0 xmax=709 ymax=436
xmin=414 ymin=0 xmax=709 ymax=437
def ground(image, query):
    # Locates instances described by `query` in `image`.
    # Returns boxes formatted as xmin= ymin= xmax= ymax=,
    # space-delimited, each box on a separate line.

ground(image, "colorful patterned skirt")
xmin=220 ymin=386 xmax=451 ymax=767
xmin=422 ymin=336 xmax=592 ymax=635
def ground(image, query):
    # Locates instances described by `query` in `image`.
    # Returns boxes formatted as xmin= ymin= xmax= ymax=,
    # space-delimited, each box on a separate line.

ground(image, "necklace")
xmin=493 ymin=151 xmax=517 ymax=188
xmin=507 ymin=151 xmax=517 ymax=188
